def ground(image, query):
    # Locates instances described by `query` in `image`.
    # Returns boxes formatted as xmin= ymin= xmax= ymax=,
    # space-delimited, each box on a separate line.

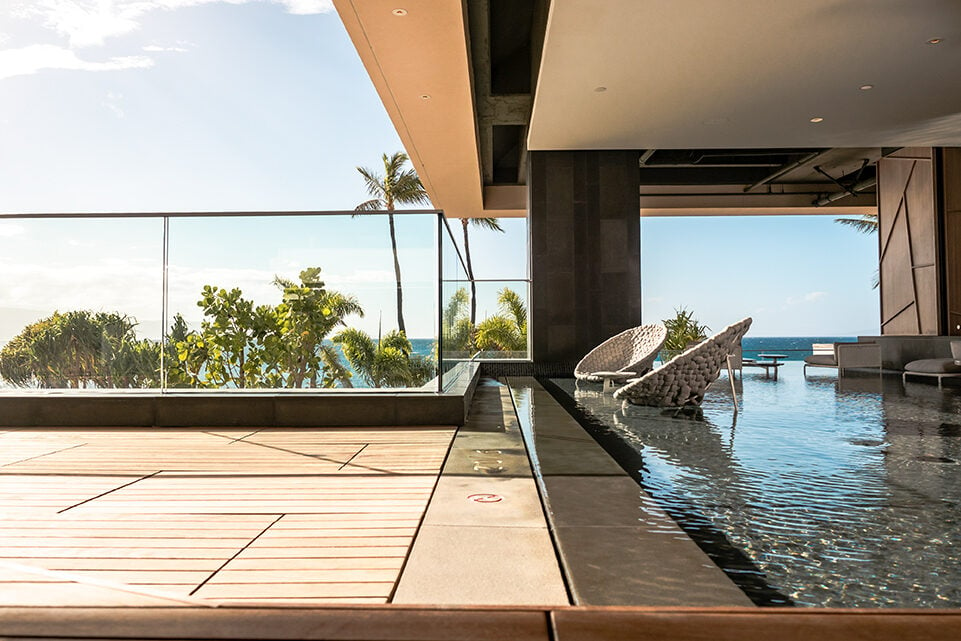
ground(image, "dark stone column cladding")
xmin=528 ymin=150 xmax=641 ymax=369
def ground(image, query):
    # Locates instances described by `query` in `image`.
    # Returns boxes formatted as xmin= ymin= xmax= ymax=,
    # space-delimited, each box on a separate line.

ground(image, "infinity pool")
xmin=549 ymin=363 xmax=961 ymax=607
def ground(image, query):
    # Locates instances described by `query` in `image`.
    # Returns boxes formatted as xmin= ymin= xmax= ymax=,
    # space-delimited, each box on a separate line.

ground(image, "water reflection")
xmin=556 ymin=363 xmax=961 ymax=607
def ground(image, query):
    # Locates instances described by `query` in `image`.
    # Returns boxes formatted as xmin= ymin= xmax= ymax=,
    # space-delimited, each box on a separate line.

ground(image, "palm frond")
xmin=356 ymin=166 xmax=386 ymax=200
xmin=475 ymin=316 xmax=523 ymax=352
xmin=272 ymin=275 xmax=296 ymax=291
xmin=384 ymin=152 xmax=409 ymax=180
xmin=469 ymin=217 xmax=504 ymax=232
xmin=834 ymin=213 xmax=878 ymax=234
xmin=392 ymin=170 xmax=430 ymax=206
xmin=498 ymin=288 xmax=527 ymax=328
xmin=354 ymin=199 xmax=384 ymax=212
xmin=380 ymin=329 xmax=413 ymax=354
xmin=318 ymin=343 xmax=352 ymax=388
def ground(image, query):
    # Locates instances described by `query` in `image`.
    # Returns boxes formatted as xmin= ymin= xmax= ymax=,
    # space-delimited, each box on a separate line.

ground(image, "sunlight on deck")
xmin=0 ymin=427 xmax=454 ymax=606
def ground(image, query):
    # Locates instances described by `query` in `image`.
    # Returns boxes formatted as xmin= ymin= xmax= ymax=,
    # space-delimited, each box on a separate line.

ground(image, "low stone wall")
xmin=0 ymin=365 xmax=481 ymax=428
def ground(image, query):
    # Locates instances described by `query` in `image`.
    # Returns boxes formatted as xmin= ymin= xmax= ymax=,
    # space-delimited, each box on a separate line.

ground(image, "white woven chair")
xmin=574 ymin=323 xmax=667 ymax=383
xmin=613 ymin=318 xmax=753 ymax=408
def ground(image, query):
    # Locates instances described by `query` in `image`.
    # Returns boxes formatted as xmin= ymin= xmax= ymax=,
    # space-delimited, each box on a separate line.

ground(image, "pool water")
xmin=550 ymin=362 xmax=961 ymax=608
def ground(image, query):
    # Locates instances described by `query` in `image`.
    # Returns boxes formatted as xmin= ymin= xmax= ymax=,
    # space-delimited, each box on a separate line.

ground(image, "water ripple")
xmin=555 ymin=363 xmax=961 ymax=607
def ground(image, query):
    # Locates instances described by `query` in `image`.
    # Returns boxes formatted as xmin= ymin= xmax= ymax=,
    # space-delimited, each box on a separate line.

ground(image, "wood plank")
xmin=0 ymin=606 xmax=552 ymax=640
xmin=0 ymin=425 xmax=454 ymax=607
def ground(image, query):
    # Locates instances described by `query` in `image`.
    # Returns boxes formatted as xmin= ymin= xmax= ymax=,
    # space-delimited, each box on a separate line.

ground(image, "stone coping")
xmin=0 ymin=364 xmax=480 ymax=428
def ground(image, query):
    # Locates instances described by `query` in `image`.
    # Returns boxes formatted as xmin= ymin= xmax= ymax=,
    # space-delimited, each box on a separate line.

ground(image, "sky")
xmin=0 ymin=0 xmax=878 ymax=344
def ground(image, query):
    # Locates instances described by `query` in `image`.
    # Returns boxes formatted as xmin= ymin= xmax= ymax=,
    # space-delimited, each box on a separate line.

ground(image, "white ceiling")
xmin=529 ymin=0 xmax=961 ymax=150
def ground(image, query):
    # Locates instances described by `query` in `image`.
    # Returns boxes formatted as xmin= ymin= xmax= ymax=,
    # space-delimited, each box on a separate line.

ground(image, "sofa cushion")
xmin=805 ymin=354 xmax=837 ymax=366
xmin=904 ymin=358 xmax=961 ymax=374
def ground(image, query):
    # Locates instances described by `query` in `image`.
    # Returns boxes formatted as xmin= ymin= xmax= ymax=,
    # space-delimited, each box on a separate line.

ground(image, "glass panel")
xmin=440 ymin=217 xmax=471 ymax=390
xmin=0 ymin=217 xmax=164 ymax=390
xmin=165 ymin=213 xmax=437 ymax=390
xmin=472 ymin=280 xmax=529 ymax=359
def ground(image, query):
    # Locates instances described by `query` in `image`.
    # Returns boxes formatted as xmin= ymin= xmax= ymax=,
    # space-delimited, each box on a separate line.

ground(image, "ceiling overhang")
xmin=334 ymin=0 xmax=521 ymax=218
xmin=335 ymin=1 xmax=961 ymax=219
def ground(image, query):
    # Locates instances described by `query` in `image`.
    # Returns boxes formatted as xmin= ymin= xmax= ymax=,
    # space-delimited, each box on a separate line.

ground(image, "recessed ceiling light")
xmin=810 ymin=117 xmax=824 ymax=123
xmin=392 ymin=8 xmax=407 ymax=16
xmin=928 ymin=37 xmax=942 ymax=44
xmin=859 ymin=84 xmax=874 ymax=91
xmin=594 ymin=86 xmax=607 ymax=92
xmin=420 ymin=94 xmax=431 ymax=100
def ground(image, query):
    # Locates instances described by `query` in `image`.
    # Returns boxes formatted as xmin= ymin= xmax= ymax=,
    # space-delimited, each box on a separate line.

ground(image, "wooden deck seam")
xmin=189 ymin=515 xmax=286 ymax=597
xmin=57 ymin=471 xmax=163 ymax=514
xmin=338 ymin=444 xmax=369 ymax=470
xmin=1 ymin=443 xmax=88 ymax=468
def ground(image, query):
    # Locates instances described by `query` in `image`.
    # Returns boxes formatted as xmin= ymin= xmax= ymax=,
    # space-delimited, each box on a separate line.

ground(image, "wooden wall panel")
xmin=878 ymin=151 xmax=940 ymax=335
xmin=943 ymin=149 xmax=961 ymax=336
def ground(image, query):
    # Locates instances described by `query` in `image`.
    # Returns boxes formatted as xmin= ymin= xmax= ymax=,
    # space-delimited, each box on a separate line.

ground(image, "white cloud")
xmin=16 ymin=0 xmax=333 ymax=49
xmin=785 ymin=291 xmax=827 ymax=306
xmin=278 ymin=0 xmax=333 ymax=15
xmin=142 ymin=43 xmax=190 ymax=52
xmin=0 ymin=223 xmax=26 ymax=238
xmin=0 ymin=44 xmax=153 ymax=80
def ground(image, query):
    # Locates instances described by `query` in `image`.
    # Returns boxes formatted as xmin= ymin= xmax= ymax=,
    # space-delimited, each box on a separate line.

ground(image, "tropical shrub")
xmin=0 ymin=310 xmax=159 ymax=388
xmin=171 ymin=268 xmax=361 ymax=389
xmin=661 ymin=307 xmax=710 ymax=361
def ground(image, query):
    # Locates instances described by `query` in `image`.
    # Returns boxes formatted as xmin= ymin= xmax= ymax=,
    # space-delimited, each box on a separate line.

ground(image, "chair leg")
xmin=726 ymin=355 xmax=738 ymax=413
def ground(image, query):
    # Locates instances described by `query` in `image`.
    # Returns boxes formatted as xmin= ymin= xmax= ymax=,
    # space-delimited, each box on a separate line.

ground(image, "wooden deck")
xmin=0 ymin=426 xmax=454 ymax=606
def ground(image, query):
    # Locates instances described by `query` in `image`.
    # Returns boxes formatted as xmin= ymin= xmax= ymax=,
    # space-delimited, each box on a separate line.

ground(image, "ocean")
xmin=739 ymin=336 xmax=855 ymax=361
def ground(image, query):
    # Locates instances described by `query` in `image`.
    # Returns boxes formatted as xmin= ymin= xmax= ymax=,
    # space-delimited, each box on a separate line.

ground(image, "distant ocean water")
xmin=741 ymin=337 xmax=856 ymax=361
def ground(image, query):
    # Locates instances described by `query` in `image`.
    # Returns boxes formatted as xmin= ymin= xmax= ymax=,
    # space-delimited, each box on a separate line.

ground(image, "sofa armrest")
xmin=836 ymin=342 xmax=881 ymax=368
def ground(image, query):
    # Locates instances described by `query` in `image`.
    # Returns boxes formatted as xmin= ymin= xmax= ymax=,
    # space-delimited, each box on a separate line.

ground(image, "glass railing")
xmin=438 ymin=217 xmax=530 ymax=392
xmin=0 ymin=211 xmax=443 ymax=393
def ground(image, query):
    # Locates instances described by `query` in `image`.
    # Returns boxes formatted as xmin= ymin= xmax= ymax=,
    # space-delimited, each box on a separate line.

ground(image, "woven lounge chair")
xmin=574 ymin=323 xmax=667 ymax=386
xmin=613 ymin=317 xmax=753 ymax=408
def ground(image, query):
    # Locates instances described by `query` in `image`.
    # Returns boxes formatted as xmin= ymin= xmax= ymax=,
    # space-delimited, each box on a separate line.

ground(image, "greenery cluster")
xmin=661 ymin=307 xmax=710 ymax=360
xmin=0 ymin=310 xmax=159 ymax=389
xmin=170 ymin=268 xmax=374 ymax=389
xmin=0 ymin=268 xmax=435 ymax=390
xmin=443 ymin=286 xmax=527 ymax=357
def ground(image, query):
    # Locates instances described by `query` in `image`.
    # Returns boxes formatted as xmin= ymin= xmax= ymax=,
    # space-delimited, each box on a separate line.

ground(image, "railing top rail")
xmin=0 ymin=209 xmax=444 ymax=220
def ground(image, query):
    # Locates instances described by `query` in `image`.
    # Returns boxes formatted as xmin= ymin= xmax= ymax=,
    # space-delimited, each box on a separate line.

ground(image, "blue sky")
xmin=0 ymin=1 xmax=878 ymax=342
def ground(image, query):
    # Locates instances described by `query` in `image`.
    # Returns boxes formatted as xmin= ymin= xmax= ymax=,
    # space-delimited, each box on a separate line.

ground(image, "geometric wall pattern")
xmin=878 ymin=148 xmax=940 ymax=336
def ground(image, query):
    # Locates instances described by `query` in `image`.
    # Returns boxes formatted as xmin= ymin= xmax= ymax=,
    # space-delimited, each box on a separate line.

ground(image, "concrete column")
xmin=528 ymin=150 xmax=641 ymax=371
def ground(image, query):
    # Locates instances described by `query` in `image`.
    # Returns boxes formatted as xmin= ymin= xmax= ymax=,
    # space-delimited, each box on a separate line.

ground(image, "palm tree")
xmin=333 ymin=327 xmax=434 ymax=388
xmin=835 ymin=212 xmax=879 ymax=288
xmin=475 ymin=288 xmax=527 ymax=354
xmin=355 ymin=152 xmax=430 ymax=335
xmin=459 ymin=217 xmax=504 ymax=324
